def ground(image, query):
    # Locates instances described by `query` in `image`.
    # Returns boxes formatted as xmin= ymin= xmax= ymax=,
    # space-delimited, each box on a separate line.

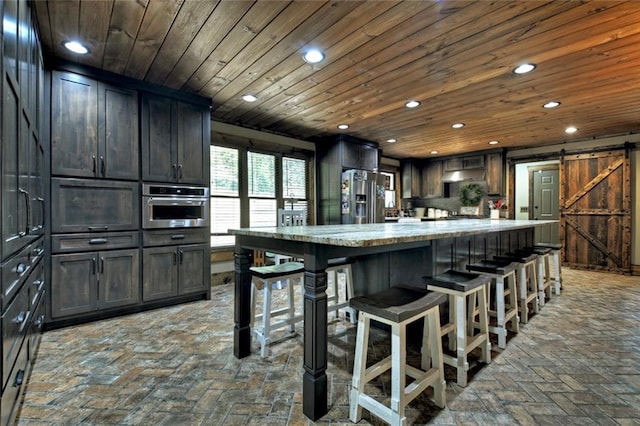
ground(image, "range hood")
xmin=442 ymin=168 xmax=486 ymax=182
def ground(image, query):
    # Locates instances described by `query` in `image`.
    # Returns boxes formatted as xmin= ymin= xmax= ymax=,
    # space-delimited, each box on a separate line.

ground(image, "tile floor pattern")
xmin=16 ymin=267 xmax=640 ymax=425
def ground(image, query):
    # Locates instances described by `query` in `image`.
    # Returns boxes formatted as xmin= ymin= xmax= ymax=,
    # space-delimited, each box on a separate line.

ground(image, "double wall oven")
xmin=142 ymin=184 xmax=209 ymax=229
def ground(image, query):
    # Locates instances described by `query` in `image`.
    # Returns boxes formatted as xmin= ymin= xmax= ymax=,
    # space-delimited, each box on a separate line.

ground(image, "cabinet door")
xmin=359 ymin=145 xmax=379 ymax=171
xmin=98 ymin=248 xmax=139 ymax=309
xmin=51 ymin=252 xmax=98 ymax=318
xmin=142 ymin=246 xmax=178 ymax=301
xmin=51 ymin=71 xmax=98 ymax=178
xmin=51 ymin=178 xmax=140 ymax=233
xmin=341 ymin=142 xmax=361 ymax=170
xmin=422 ymin=160 xmax=443 ymax=198
xmin=98 ymin=83 xmax=139 ymax=180
xmin=28 ymin=130 xmax=44 ymax=236
xmin=141 ymin=93 xmax=175 ymax=182
xmin=401 ymin=160 xmax=420 ymax=199
xmin=178 ymin=244 xmax=208 ymax=295
xmin=485 ymin=152 xmax=503 ymax=195
xmin=176 ymin=101 xmax=208 ymax=184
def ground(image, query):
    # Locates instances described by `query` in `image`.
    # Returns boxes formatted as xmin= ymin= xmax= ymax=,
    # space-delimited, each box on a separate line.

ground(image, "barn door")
xmin=559 ymin=148 xmax=631 ymax=274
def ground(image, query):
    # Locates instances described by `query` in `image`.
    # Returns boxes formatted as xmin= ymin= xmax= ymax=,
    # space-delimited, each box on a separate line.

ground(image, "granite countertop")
xmin=229 ymin=219 xmax=557 ymax=248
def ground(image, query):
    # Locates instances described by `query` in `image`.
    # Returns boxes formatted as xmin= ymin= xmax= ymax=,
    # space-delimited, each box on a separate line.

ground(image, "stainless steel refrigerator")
xmin=341 ymin=169 xmax=385 ymax=224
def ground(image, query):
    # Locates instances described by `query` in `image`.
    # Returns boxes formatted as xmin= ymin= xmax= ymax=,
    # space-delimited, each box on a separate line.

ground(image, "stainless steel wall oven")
xmin=142 ymin=184 xmax=209 ymax=229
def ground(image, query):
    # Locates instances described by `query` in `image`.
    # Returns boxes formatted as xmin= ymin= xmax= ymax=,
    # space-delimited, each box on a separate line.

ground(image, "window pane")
xmin=283 ymin=157 xmax=306 ymax=199
xmin=211 ymin=197 xmax=240 ymax=247
xmin=249 ymin=198 xmax=276 ymax=227
xmin=248 ymin=152 xmax=275 ymax=197
xmin=211 ymin=146 xmax=238 ymax=196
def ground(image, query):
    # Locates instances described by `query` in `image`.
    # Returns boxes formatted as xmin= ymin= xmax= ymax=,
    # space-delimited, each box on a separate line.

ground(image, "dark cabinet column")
xmin=141 ymin=93 xmax=175 ymax=182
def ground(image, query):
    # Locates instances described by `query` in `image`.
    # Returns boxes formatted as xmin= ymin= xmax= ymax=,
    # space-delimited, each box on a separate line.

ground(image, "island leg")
xmin=302 ymin=256 xmax=328 ymax=421
xmin=234 ymin=248 xmax=253 ymax=358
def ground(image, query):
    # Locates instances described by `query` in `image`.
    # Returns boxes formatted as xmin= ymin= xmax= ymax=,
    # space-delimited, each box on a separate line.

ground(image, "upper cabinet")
xmin=422 ymin=160 xmax=443 ymax=198
xmin=443 ymin=155 xmax=484 ymax=171
xmin=141 ymin=93 xmax=209 ymax=185
xmin=485 ymin=152 xmax=504 ymax=195
xmin=401 ymin=159 xmax=421 ymax=199
xmin=341 ymin=142 xmax=379 ymax=171
xmin=51 ymin=71 xmax=139 ymax=180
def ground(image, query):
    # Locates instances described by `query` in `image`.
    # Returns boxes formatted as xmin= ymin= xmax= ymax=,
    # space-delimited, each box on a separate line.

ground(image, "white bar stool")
xmin=466 ymin=259 xmax=519 ymax=349
xmin=349 ymin=285 xmax=447 ymax=426
xmin=250 ymin=261 xmax=304 ymax=358
xmin=495 ymin=252 xmax=538 ymax=324
xmin=516 ymin=246 xmax=554 ymax=307
xmin=424 ymin=270 xmax=492 ymax=387
xmin=326 ymin=257 xmax=357 ymax=324
xmin=534 ymin=242 xmax=563 ymax=295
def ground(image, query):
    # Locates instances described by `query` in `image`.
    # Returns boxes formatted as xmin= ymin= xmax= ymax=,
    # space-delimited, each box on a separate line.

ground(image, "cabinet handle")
xmin=88 ymin=226 xmax=108 ymax=231
xmin=16 ymin=263 xmax=27 ymax=274
xmin=19 ymin=188 xmax=29 ymax=236
xmin=14 ymin=370 xmax=25 ymax=387
xmin=101 ymin=257 xmax=104 ymax=273
xmin=178 ymin=164 xmax=183 ymax=180
xmin=89 ymin=238 xmax=108 ymax=245
xmin=92 ymin=257 xmax=96 ymax=275
xmin=100 ymin=156 xmax=105 ymax=176
xmin=170 ymin=234 xmax=185 ymax=240
xmin=173 ymin=251 xmax=177 ymax=265
xmin=92 ymin=155 xmax=97 ymax=174
xmin=13 ymin=311 xmax=26 ymax=325
xmin=33 ymin=279 xmax=42 ymax=287
xmin=179 ymin=250 xmax=184 ymax=264
xmin=172 ymin=164 xmax=177 ymax=179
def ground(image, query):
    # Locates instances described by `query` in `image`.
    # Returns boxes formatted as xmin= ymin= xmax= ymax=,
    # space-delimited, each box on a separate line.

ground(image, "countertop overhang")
xmin=229 ymin=219 xmax=557 ymax=248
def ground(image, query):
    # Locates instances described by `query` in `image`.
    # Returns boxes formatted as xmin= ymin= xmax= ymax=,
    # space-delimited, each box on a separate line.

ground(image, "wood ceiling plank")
xmin=32 ymin=1 xmax=54 ymax=58
xmin=183 ymin=1 xmax=290 ymax=93
xmin=161 ymin=0 xmax=255 ymax=90
xmin=102 ymin=0 xmax=147 ymax=75
xmin=144 ymin=0 xmax=220 ymax=83
xmin=77 ymin=0 xmax=113 ymax=69
xmin=125 ymin=0 xmax=184 ymax=80
xmin=46 ymin=0 xmax=80 ymax=61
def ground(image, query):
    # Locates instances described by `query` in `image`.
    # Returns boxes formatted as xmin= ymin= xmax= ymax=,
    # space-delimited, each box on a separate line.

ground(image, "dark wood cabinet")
xmin=401 ymin=159 xmax=421 ymax=199
xmin=141 ymin=93 xmax=209 ymax=184
xmin=51 ymin=178 xmax=140 ymax=233
xmin=421 ymin=160 xmax=443 ymax=198
xmin=341 ymin=142 xmax=379 ymax=171
xmin=142 ymin=243 xmax=208 ymax=301
xmin=485 ymin=152 xmax=504 ymax=195
xmin=51 ymin=72 xmax=138 ymax=180
xmin=443 ymin=155 xmax=484 ymax=171
xmin=50 ymin=248 xmax=139 ymax=318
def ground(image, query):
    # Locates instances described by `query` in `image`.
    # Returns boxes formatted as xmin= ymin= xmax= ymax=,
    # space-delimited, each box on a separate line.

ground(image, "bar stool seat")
xmin=326 ymin=257 xmax=357 ymax=324
xmin=424 ymin=270 xmax=492 ymax=387
xmin=494 ymin=252 xmax=538 ymax=324
xmin=349 ymin=285 xmax=447 ymax=426
xmin=250 ymin=261 xmax=305 ymax=358
xmin=534 ymin=242 xmax=563 ymax=295
xmin=516 ymin=246 xmax=553 ymax=307
xmin=466 ymin=259 xmax=519 ymax=349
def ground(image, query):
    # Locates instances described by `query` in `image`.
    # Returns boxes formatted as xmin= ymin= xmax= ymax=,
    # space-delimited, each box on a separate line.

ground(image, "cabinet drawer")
xmin=143 ymin=228 xmax=207 ymax=247
xmin=1 ymin=243 xmax=32 ymax=312
xmin=52 ymin=231 xmax=140 ymax=253
xmin=1 ymin=335 xmax=28 ymax=426
xmin=2 ymin=282 xmax=30 ymax=388
xmin=51 ymin=178 xmax=140 ymax=233
xmin=28 ymin=261 xmax=45 ymax=310
xmin=29 ymin=292 xmax=46 ymax=361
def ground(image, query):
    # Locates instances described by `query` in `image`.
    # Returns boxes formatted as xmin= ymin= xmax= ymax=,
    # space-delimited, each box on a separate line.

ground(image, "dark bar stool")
xmin=495 ymin=252 xmax=538 ymax=324
xmin=250 ymin=261 xmax=305 ymax=358
xmin=516 ymin=246 xmax=553 ymax=307
xmin=466 ymin=259 xmax=519 ymax=349
xmin=534 ymin=242 xmax=563 ymax=295
xmin=349 ymin=285 xmax=447 ymax=425
xmin=424 ymin=270 xmax=492 ymax=387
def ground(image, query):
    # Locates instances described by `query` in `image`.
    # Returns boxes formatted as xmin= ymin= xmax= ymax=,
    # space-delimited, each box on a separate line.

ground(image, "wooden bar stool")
xmin=424 ymin=270 xmax=492 ymax=387
xmin=250 ymin=261 xmax=304 ymax=358
xmin=349 ymin=285 xmax=447 ymax=426
xmin=466 ymin=259 xmax=519 ymax=349
xmin=534 ymin=242 xmax=563 ymax=295
xmin=326 ymin=257 xmax=357 ymax=324
xmin=516 ymin=246 xmax=553 ymax=307
xmin=495 ymin=252 xmax=538 ymax=324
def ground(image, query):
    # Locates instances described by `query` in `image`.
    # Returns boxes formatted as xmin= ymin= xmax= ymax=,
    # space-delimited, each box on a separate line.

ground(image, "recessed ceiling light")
xmin=303 ymin=49 xmax=325 ymax=64
xmin=543 ymin=101 xmax=561 ymax=109
xmin=565 ymin=126 xmax=578 ymax=134
xmin=451 ymin=123 xmax=464 ymax=129
xmin=386 ymin=138 xmax=397 ymax=143
xmin=63 ymin=40 xmax=89 ymax=55
xmin=337 ymin=124 xmax=349 ymax=130
xmin=242 ymin=94 xmax=257 ymax=102
xmin=405 ymin=100 xmax=420 ymax=108
xmin=430 ymin=150 xmax=439 ymax=155
xmin=513 ymin=63 xmax=536 ymax=74
xmin=488 ymin=140 xmax=499 ymax=145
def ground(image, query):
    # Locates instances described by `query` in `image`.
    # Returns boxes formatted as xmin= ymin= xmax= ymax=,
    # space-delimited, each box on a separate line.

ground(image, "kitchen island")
xmin=230 ymin=219 xmax=556 ymax=421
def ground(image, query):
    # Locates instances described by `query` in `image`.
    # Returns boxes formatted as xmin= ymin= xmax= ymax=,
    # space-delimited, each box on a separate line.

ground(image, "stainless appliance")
xmin=142 ymin=184 xmax=209 ymax=229
xmin=340 ymin=169 xmax=385 ymax=224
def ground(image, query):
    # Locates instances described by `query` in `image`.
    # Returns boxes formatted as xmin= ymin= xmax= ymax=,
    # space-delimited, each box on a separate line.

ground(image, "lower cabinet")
xmin=143 ymin=244 xmax=208 ymax=301
xmin=50 ymin=248 xmax=140 ymax=318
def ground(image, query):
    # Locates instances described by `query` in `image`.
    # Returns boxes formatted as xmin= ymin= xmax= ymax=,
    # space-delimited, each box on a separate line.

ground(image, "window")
xmin=210 ymin=145 xmax=309 ymax=248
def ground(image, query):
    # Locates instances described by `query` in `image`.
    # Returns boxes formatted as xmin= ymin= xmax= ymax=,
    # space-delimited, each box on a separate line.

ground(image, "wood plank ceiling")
xmin=33 ymin=0 xmax=640 ymax=159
